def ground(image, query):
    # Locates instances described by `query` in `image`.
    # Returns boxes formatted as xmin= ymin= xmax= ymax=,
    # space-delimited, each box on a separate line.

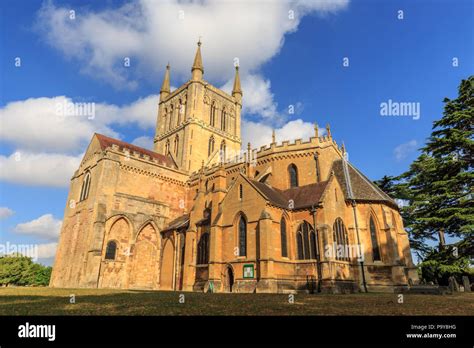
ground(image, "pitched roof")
xmin=331 ymin=159 xmax=397 ymax=207
xmin=249 ymin=180 xmax=289 ymax=208
xmin=249 ymin=179 xmax=329 ymax=210
xmin=95 ymin=133 xmax=176 ymax=168
xmin=162 ymin=213 xmax=190 ymax=232
xmin=281 ymin=181 xmax=329 ymax=209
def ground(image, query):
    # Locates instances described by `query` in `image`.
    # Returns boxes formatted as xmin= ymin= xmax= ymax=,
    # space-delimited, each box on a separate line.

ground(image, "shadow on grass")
xmin=0 ymin=288 xmax=473 ymax=316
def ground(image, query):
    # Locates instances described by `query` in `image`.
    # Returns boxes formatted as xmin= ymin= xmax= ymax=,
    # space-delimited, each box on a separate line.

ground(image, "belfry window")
xmin=169 ymin=105 xmax=174 ymax=130
xmin=296 ymin=221 xmax=316 ymax=260
xmin=238 ymin=215 xmax=247 ymax=257
xmin=314 ymin=153 xmax=321 ymax=182
xmin=220 ymin=141 xmax=226 ymax=162
xmin=288 ymin=164 xmax=299 ymax=188
xmin=221 ymin=107 xmax=226 ymax=131
xmin=174 ymin=135 xmax=179 ymax=156
xmin=197 ymin=233 xmax=209 ymax=264
xmin=333 ymin=218 xmax=349 ymax=261
xmin=369 ymin=216 xmax=381 ymax=261
xmin=280 ymin=218 xmax=288 ymax=257
xmin=79 ymin=171 xmax=91 ymax=201
xmin=208 ymin=137 xmax=215 ymax=156
xmin=105 ymin=241 xmax=117 ymax=260
xmin=210 ymin=101 xmax=216 ymax=126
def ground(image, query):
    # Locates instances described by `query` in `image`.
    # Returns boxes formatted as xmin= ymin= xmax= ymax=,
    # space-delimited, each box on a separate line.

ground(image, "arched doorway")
xmin=224 ymin=265 xmax=234 ymax=293
xmin=129 ymin=224 xmax=158 ymax=289
xmin=160 ymin=239 xmax=175 ymax=290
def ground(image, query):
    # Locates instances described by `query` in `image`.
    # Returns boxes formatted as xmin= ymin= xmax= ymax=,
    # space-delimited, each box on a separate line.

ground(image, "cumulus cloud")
xmin=132 ymin=135 xmax=154 ymax=149
xmin=37 ymin=242 xmax=58 ymax=259
xmin=14 ymin=214 xmax=62 ymax=240
xmin=242 ymin=118 xmax=325 ymax=149
xmin=0 ymin=207 xmax=14 ymax=219
xmin=394 ymin=140 xmax=418 ymax=161
xmin=0 ymin=151 xmax=82 ymax=187
xmin=0 ymin=95 xmax=158 ymax=154
xmin=36 ymin=0 xmax=349 ymax=88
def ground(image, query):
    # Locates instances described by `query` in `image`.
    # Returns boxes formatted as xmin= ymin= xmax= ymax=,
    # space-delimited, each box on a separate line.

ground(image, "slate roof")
xmin=162 ymin=213 xmax=190 ymax=232
xmin=249 ymin=179 xmax=329 ymax=210
xmin=248 ymin=159 xmax=397 ymax=210
xmin=331 ymin=159 xmax=397 ymax=207
xmin=95 ymin=133 xmax=176 ymax=168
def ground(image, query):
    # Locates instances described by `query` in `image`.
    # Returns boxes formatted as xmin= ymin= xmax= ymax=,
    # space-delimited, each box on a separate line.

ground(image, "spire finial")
xmin=314 ymin=122 xmax=319 ymax=138
xmin=192 ymin=39 xmax=204 ymax=80
xmin=160 ymin=64 xmax=171 ymax=99
xmin=341 ymin=141 xmax=346 ymax=154
xmin=232 ymin=64 xmax=242 ymax=101
xmin=272 ymin=129 xmax=276 ymax=143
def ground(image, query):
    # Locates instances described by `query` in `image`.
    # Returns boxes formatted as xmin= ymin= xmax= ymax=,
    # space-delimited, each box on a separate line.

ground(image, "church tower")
xmin=154 ymin=41 xmax=242 ymax=172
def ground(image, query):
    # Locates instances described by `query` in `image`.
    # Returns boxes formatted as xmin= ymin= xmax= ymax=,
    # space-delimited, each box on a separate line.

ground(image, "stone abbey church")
xmin=50 ymin=42 xmax=418 ymax=293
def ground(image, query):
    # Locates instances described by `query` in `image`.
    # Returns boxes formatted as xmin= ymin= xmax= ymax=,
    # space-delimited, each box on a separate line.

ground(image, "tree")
xmin=0 ymin=254 xmax=52 ymax=286
xmin=375 ymin=76 xmax=473 ymax=255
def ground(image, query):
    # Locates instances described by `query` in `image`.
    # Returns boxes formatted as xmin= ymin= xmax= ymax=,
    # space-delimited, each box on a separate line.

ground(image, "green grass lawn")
xmin=0 ymin=287 xmax=472 ymax=315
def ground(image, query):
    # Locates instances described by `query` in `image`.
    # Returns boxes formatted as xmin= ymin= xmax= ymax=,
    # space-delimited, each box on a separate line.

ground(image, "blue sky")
xmin=1 ymin=0 xmax=473 ymax=265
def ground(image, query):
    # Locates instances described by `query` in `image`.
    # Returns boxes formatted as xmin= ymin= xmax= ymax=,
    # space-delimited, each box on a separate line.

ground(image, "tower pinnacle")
xmin=160 ymin=63 xmax=171 ymax=100
xmin=191 ymin=39 xmax=204 ymax=80
xmin=232 ymin=66 xmax=243 ymax=102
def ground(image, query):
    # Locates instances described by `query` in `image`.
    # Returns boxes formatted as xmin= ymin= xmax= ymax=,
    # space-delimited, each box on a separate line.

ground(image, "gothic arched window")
xmin=221 ymin=107 xmax=226 ymax=131
xmin=197 ymin=233 xmax=209 ymax=264
xmin=163 ymin=107 xmax=168 ymax=130
xmin=296 ymin=221 xmax=315 ymax=260
xmin=297 ymin=232 xmax=304 ymax=259
xmin=174 ymin=135 xmax=179 ymax=156
xmin=333 ymin=218 xmax=349 ymax=261
xmin=280 ymin=218 xmax=288 ymax=257
xmin=177 ymin=99 xmax=184 ymax=125
xmin=314 ymin=153 xmax=321 ymax=182
xmin=369 ymin=216 xmax=381 ymax=261
xmin=210 ymin=101 xmax=216 ymax=126
xmin=165 ymin=139 xmax=170 ymax=154
xmin=208 ymin=136 xmax=215 ymax=156
xmin=105 ymin=240 xmax=117 ymax=260
xmin=79 ymin=171 xmax=91 ymax=201
xmin=238 ymin=215 xmax=247 ymax=257
xmin=169 ymin=105 xmax=174 ymax=130
xmin=288 ymin=164 xmax=298 ymax=188
xmin=220 ymin=141 xmax=226 ymax=162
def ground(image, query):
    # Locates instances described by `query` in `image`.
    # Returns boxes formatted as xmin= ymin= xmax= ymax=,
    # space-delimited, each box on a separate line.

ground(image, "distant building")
xmin=50 ymin=42 xmax=418 ymax=293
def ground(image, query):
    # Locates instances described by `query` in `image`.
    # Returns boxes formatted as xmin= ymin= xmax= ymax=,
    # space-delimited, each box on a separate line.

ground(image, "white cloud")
xmin=242 ymin=118 xmax=325 ymax=149
xmin=132 ymin=135 xmax=154 ymax=149
xmin=36 ymin=0 xmax=349 ymax=88
xmin=394 ymin=140 xmax=418 ymax=161
xmin=0 ymin=95 xmax=158 ymax=154
xmin=37 ymin=242 xmax=58 ymax=259
xmin=14 ymin=214 xmax=62 ymax=240
xmin=0 ymin=151 xmax=82 ymax=187
xmin=0 ymin=207 xmax=14 ymax=219
xmin=222 ymin=74 xmax=284 ymax=124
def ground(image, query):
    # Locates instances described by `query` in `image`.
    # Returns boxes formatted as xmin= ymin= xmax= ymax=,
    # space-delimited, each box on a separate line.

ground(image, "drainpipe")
xmin=351 ymin=200 xmax=368 ymax=293
xmin=341 ymin=151 xmax=368 ymax=293
xmin=311 ymin=204 xmax=322 ymax=293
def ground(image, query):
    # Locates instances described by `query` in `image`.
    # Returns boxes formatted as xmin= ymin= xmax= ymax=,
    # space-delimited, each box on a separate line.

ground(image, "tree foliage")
xmin=0 ymin=254 xmax=52 ymax=286
xmin=375 ymin=76 xmax=473 ymax=260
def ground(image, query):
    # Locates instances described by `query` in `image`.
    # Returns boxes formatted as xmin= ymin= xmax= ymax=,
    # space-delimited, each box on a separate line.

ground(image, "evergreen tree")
xmin=376 ymin=76 xmax=473 ymax=254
